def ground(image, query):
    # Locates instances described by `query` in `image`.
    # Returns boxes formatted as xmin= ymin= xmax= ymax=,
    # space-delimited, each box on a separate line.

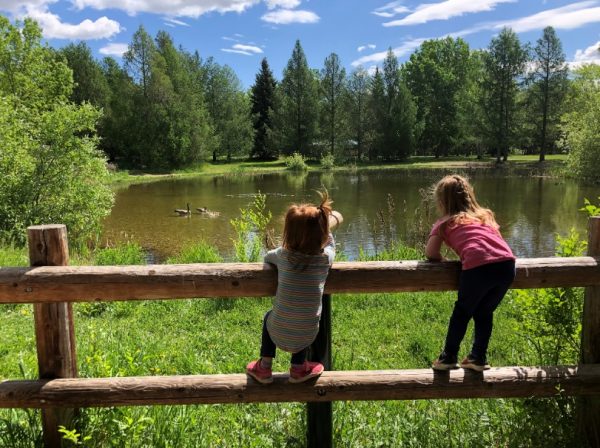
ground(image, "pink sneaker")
xmin=246 ymin=359 xmax=273 ymax=384
xmin=289 ymin=361 xmax=324 ymax=383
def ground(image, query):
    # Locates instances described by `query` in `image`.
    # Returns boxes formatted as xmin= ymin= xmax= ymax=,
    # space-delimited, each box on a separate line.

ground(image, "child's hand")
xmin=329 ymin=211 xmax=343 ymax=230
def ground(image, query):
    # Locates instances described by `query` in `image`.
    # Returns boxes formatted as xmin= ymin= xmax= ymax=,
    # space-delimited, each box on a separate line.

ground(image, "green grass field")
xmin=0 ymin=243 xmax=583 ymax=447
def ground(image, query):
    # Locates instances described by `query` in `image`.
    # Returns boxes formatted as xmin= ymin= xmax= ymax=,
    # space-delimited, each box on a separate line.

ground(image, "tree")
xmin=404 ymin=37 xmax=471 ymax=157
xmin=0 ymin=17 xmax=113 ymax=244
xmin=250 ymin=58 xmax=278 ymax=159
xmin=60 ymin=42 xmax=109 ymax=107
xmin=204 ymin=58 xmax=252 ymax=161
xmin=527 ymin=26 xmax=568 ymax=161
xmin=369 ymin=67 xmax=386 ymax=161
xmin=320 ymin=52 xmax=347 ymax=156
xmin=563 ymin=65 xmax=600 ymax=182
xmin=277 ymin=40 xmax=319 ymax=157
xmin=346 ymin=67 xmax=373 ymax=161
xmin=481 ymin=28 xmax=529 ymax=162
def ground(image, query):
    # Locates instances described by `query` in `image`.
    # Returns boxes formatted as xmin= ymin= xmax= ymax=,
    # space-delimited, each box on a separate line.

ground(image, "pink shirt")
xmin=429 ymin=218 xmax=515 ymax=270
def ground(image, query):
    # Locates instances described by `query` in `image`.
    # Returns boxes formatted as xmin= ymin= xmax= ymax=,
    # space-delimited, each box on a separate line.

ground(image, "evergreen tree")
xmin=481 ymin=28 xmax=529 ymax=162
xmin=528 ymin=26 xmax=568 ymax=161
xmin=369 ymin=67 xmax=386 ymax=161
xmin=320 ymin=52 xmax=347 ymax=156
xmin=250 ymin=58 xmax=278 ymax=159
xmin=347 ymin=67 xmax=373 ymax=161
xmin=277 ymin=40 xmax=319 ymax=157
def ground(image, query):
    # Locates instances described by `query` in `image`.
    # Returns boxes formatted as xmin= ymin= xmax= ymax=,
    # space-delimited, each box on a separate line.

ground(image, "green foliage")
xmin=59 ymin=426 xmax=91 ymax=446
xmin=94 ymin=242 xmax=146 ymax=266
xmin=580 ymin=197 xmax=600 ymax=216
xmin=563 ymin=65 xmax=600 ymax=182
xmin=346 ymin=67 xmax=374 ymax=161
xmin=285 ymin=152 xmax=309 ymax=171
xmin=165 ymin=242 xmax=222 ymax=264
xmin=320 ymin=153 xmax=335 ymax=170
xmin=0 ymin=246 xmax=27 ymax=266
xmin=320 ymin=52 xmax=347 ymax=157
xmin=276 ymin=40 xmax=319 ymax=157
xmin=404 ymin=37 xmax=471 ymax=157
xmin=0 ymin=17 xmax=113 ymax=245
xmin=481 ymin=28 xmax=529 ymax=162
xmin=250 ymin=57 xmax=278 ymax=159
xmin=230 ymin=193 xmax=272 ymax=262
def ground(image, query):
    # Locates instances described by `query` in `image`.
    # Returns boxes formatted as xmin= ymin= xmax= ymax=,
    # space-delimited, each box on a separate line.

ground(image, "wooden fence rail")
xmin=0 ymin=221 xmax=598 ymax=448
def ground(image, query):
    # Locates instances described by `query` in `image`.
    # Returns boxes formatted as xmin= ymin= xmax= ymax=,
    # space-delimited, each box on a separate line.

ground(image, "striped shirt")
xmin=265 ymin=235 xmax=335 ymax=353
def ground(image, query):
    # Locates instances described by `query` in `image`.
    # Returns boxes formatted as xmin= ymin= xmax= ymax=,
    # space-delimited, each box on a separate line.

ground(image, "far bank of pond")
xmin=102 ymin=165 xmax=596 ymax=262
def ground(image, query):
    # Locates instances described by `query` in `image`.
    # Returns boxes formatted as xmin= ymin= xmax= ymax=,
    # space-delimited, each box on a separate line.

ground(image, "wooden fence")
xmin=0 ymin=219 xmax=599 ymax=447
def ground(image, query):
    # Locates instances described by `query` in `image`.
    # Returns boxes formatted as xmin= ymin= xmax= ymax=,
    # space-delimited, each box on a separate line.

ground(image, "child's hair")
xmin=434 ymin=175 xmax=499 ymax=229
xmin=282 ymin=191 xmax=332 ymax=255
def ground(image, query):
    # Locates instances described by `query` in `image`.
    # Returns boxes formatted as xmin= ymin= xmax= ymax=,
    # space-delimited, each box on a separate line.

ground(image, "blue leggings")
xmin=443 ymin=259 xmax=516 ymax=360
xmin=260 ymin=311 xmax=307 ymax=365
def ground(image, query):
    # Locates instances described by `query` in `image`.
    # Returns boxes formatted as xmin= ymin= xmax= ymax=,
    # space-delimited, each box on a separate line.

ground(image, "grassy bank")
xmin=0 ymin=240 xmax=583 ymax=447
xmin=109 ymin=154 xmax=568 ymax=187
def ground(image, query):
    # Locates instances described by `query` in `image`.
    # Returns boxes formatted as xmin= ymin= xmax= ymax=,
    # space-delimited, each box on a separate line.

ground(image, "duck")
xmin=197 ymin=207 xmax=220 ymax=218
xmin=175 ymin=203 xmax=191 ymax=216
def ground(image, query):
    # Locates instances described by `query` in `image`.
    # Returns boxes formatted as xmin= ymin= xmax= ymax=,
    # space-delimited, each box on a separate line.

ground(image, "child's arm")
xmin=425 ymin=234 xmax=444 ymax=262
xmin=323 ymin=233 xmax=335 ymax=265
xmin=264 ymin=248 xmax=280 ymax=266
xmin=329 ymin=211 xmax=343 ymax=230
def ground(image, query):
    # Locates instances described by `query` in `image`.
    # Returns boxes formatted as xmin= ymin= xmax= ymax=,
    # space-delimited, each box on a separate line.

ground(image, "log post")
xmin=307 ymin=294 xmax=332 ymax=448
xmin=28 ymin=225 xmax=77 ymax=448
xmin=579 ymin=216 xmax=600 ymax=447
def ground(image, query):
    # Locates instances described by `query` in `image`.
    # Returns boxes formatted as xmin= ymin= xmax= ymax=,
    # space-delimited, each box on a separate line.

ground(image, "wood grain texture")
xmin=0 ymin=365 xmax=598 ymax=408
xmin=0 ymin=257 xmax=599 ymax=304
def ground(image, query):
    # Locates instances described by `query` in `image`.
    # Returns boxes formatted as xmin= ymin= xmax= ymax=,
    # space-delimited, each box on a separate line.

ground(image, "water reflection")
xmin=102 ymin=169 xmax=598 ymax=261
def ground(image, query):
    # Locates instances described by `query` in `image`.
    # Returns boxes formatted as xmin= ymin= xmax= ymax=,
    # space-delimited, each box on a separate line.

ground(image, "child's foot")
xmin=460 ymin=355 xmax=490 ymax=372
xmin=246 ymin=359 xmax=273 ymax=384
xmin=289 ymin=361 xmax=324 ymax=383
xmin=432 ymin=352 xmax=459 ymax=371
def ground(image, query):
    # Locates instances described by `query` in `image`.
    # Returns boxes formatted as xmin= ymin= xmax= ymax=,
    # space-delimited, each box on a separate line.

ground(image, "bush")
xmin=320 ymin=153 xmax=335 ymax=170
xmin=285 ymin=153 xmax=308 ymax=171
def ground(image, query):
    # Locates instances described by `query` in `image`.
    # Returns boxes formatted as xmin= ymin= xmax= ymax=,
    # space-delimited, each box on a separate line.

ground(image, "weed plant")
xmin=285 ymin=153 xmax=309 ymax=171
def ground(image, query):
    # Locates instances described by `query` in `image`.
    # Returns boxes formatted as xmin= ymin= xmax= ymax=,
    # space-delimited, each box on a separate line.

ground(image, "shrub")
xmin=285 ymin=153 xmax=308 ymax=171
xmin=320 ymin=153 xmax=335 ymax=170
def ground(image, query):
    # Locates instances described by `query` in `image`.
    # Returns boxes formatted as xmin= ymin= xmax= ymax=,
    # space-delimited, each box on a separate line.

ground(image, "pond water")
xmin=102 ymin=169 xmax=599 ymax=262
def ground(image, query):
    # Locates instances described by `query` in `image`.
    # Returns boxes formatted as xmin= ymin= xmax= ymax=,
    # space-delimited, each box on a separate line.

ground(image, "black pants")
xmin=260 ymin=311 xmax=307 ymax=365
xmin=443 ymin=259 xmax=516 ymax=360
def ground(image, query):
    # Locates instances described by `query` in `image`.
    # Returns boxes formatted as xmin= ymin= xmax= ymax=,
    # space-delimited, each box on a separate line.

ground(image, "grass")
xmin=108 ymin=154 xmax=568 ymax=187
xmin=0 ymin=240 xmax=584 ymax=447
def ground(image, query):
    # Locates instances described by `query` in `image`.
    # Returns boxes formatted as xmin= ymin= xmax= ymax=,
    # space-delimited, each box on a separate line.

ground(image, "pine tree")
xmin=250 ymin=58 xmax=277 ymax=159
xmin=277 ymin=40 xmax=319 ymax=157
xmin=347 ymin=67 xmax=372 ymax=161
xmin=320 ymin=52 xmax=347 ymax=156
xmin=528 ymin=26 xmax=568 ymax=161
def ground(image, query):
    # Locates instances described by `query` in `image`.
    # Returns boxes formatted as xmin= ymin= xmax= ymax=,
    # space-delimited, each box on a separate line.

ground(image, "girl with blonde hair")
xmin=427 ymin=175 xmax=515 ymax=371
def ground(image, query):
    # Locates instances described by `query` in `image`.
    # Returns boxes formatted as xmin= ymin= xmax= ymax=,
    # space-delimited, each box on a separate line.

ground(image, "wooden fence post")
xmin=579 ymin=216 xmax=600 ymax=447
xmin=307 ymin=293 xmax=332 ymax=448
xmin=28 ymin=225 xmax=78 ymax=448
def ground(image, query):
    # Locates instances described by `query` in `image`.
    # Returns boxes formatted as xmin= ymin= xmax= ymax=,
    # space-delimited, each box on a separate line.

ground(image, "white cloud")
xmin=383 ymin=0 xmax=516 ymax=27
xmin=570 ymin=40 xmax=600 ymax=68
xmin=357 ymin=44 xmax=376 ymax=52
xmin=261 ymin=8 xmax=319 ymax=24
xmin=164 ymin=17 xmax=190 ymax=26
xmin=25 ymin=7 xmax=121 ymax=39
xmin=232 ymin=43 xmax=263 ymax=53
xmin=351 ymin=38 xmax=426 ymax=67
xmin=450 ymin=1 xmax=600 ymax=38
xmin=372 ymin=1 xmax=410 ymax=18
xmin=222 ymin=48 xmax=253 ymax=55
xmin=265 ymin=0 xmax=301 ymax=9
xmin=72 ymin=0 xmax=261 ymax=18
xmin=99 ymin=42 xmax=128 ymax=56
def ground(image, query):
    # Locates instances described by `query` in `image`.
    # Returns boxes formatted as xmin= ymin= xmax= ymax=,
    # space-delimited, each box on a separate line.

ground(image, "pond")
xmin=102 ymin=169 xmax=598 ymax=262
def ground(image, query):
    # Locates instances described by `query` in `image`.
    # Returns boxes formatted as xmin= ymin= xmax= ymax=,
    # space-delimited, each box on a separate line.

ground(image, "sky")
xmin=1 ymin=0 xmax=600 ymax=88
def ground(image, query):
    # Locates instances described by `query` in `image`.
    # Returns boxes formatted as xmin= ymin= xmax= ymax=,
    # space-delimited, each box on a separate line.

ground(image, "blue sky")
xmin=1 ymin=0 xmax=600 ymax=87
